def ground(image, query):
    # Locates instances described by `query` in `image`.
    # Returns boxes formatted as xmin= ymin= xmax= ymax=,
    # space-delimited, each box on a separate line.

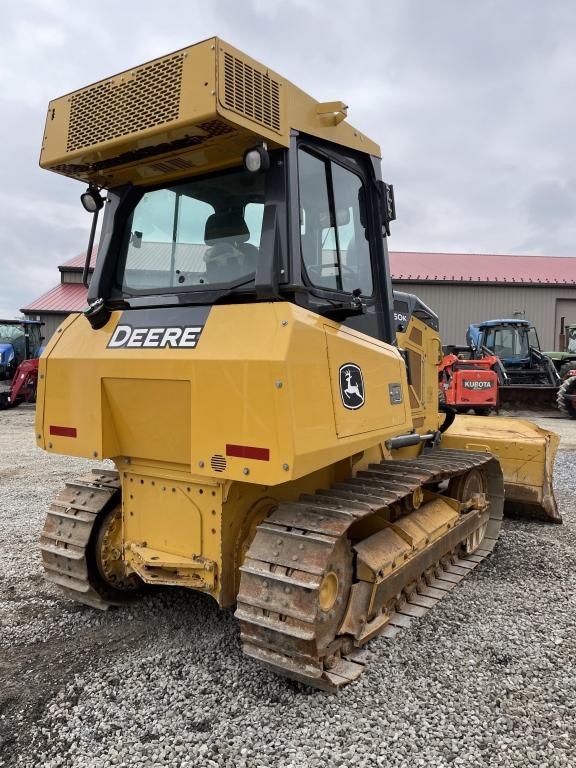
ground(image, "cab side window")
xmin=298 ymin=148 xmax=373 ymax=296
xmin=528 ymin=327 xmax=540 ymax=350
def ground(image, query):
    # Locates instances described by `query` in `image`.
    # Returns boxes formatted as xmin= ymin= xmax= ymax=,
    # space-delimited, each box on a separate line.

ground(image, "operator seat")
xmin=204 ymin=211 xmax=258 ymax=282
xmin=344 ymin=235 xmax=371 ymax=295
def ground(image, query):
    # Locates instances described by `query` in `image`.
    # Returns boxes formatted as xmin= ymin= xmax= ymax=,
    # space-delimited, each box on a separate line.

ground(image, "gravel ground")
xmin=1 ymin=407 xmax=575 ymax=768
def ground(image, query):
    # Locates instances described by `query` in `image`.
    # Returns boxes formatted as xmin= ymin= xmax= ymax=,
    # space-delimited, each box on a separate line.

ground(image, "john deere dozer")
xmin=37 ymin=38 xmax=560 ymax=691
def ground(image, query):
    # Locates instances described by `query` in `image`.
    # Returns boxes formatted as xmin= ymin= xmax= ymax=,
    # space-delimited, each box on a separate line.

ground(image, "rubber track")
xmin=39 ymin=469 xmax=121 ymax=609
xmin=236 ymin=449 xmax=504 ymax=691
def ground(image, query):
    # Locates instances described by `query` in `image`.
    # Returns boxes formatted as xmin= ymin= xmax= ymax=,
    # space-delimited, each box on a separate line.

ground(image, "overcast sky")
xmin=1 ymin=0 xmax=575 ymax=317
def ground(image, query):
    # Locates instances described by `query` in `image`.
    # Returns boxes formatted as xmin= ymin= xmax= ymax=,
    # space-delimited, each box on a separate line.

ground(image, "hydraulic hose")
xmin=439 ymin=403 xmax=457 ymax=433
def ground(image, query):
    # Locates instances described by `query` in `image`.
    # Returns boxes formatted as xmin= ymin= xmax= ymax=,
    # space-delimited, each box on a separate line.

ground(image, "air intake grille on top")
xmin=67 ymin=53 xmax=185 ymax=152
xmin=222 ymin=52 xmax=281 ymax=132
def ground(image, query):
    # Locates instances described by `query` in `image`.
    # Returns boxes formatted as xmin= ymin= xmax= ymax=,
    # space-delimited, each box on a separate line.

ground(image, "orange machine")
xmin=439 ymin=352 xmax=500 ymax=415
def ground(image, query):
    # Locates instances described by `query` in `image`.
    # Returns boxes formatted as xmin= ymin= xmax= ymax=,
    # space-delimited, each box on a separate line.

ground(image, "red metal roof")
xmin=60 ymin=249 xmax=96 ymax=270
xmin=389 ymin=251 xmax=576 ymax=284
xmin=21 ymin=283 xmax=88 ymax=313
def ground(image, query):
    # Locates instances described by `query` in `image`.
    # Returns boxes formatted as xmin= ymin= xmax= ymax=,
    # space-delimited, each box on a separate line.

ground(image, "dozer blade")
xmin=441 ymin=414 xmax=561 ymax=523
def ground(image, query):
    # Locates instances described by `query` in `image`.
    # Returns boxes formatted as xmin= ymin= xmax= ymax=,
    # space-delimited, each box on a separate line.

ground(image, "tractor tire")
xmin=557 ymin=376 xmax=576 ymax=419
xmin=559 ymin=362 xmax=576 ymax=380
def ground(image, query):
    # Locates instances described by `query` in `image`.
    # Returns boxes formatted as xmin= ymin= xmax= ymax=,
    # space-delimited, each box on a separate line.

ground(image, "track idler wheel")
xmin=90 ymin=505 xmax=143 ymax=602
xmin=447 ymin=467 xmax=488 ymax=553
xmin=315 ymin=537 xmax=353 ymax=651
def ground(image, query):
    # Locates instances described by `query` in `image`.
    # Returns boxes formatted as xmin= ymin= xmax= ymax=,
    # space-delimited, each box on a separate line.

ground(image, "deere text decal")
xmin=106 ymin=307 xmax=209 ymax=349
xmin=108 ymin=325 xmax=203 ymax=348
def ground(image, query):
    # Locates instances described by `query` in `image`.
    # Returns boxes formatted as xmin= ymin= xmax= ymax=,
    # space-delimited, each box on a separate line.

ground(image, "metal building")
xmin=21 ymin=253 xmax=94 ymax=341
xmin=22 ymin=250 xmax=576 ymax=350
xmin=389 ymin=252 xmax=576 ymax=350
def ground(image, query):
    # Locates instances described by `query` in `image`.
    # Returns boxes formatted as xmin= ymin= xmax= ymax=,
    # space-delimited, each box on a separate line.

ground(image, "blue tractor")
xmin=0 ymin=319 xmax=44 ymax=380
xmin=466 ymin=319 xmax=561 ymax=410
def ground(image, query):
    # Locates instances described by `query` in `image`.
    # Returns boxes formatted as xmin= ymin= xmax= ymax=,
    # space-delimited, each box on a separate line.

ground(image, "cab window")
xmin=486 ymin=328 xmax=529 ymax=358
xmin=117 ymin=167 xmax=265 ymax=292
xmin=528 ymin=327 xmax=540 ymax=350
xmin=298 ymin=149 xmax=373 ymax=296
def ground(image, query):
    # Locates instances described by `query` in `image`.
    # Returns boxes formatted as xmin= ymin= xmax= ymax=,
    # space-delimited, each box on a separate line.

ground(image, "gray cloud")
xmin=1 ymin=0 xmax=575 ymax=316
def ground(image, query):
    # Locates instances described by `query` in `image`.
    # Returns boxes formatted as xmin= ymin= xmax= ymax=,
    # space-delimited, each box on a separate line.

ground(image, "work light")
xmin=80 ymin=185 xmax=104 ymax=212
xmin=243 ymin=144 xmax=270 ymax=173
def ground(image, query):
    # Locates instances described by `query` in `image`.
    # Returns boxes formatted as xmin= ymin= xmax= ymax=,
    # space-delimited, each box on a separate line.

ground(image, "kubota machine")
xmin=438 ymin=349 xmax=500 ymax=415
xmin=37 ymin=39 xmax=560 ymax=691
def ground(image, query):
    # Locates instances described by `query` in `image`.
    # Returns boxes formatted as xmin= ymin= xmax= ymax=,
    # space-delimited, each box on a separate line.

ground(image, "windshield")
xmin=0 ymin=324 xmax=24 ymax=343
xmin=0 ymin=324 xmax=26 ymax=362
xmin=117 ymin=167 xmax=267 ymax=293
xmin=485 ymin=327 xmax=530 ymax=358
xmin=0 ymin=323 xmax=42 ymax=360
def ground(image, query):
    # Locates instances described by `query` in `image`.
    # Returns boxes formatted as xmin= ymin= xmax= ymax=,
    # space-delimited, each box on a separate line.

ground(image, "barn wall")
xmin=392 ymin=283 xmax=576 ymax=349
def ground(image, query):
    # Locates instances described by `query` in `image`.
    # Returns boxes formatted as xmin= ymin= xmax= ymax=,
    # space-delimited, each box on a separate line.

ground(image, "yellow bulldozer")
xmin=37 ymin=38 xmax=560 ymax=691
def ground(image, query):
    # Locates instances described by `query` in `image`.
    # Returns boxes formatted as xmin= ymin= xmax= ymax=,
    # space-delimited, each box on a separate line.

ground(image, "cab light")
xmin=243 ymin=144 xmax=270 ymax=173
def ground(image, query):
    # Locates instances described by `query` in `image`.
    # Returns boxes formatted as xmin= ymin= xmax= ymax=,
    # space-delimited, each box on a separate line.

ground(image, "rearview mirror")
xmin=377 ymin=181 xmax=396 ymax=236
xmin=318 ymin=207 xmax=351 ymax=228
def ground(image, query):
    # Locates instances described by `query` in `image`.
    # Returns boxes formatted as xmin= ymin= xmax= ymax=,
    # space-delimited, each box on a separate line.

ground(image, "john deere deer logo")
xmin=339 ymin=364 xmax=365 ymax=410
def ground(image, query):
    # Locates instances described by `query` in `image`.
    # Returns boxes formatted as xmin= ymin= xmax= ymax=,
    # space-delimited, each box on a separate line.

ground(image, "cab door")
xmin=294 ymin=137 xmax=394 ymax=344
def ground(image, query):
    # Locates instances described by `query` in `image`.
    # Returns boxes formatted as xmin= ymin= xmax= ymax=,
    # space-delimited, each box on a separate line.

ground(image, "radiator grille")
xmin=67 ymin=53 xmax=185 ymax=152
xmin=222 ymin=51 xmax=281 ymax=132
xmin=52 ymin=120 xmax=236 ymax=177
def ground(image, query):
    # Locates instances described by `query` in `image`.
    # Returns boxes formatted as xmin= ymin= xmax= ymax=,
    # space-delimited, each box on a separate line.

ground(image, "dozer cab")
xmin=37 ymin=38 xmax=560 ymax=691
